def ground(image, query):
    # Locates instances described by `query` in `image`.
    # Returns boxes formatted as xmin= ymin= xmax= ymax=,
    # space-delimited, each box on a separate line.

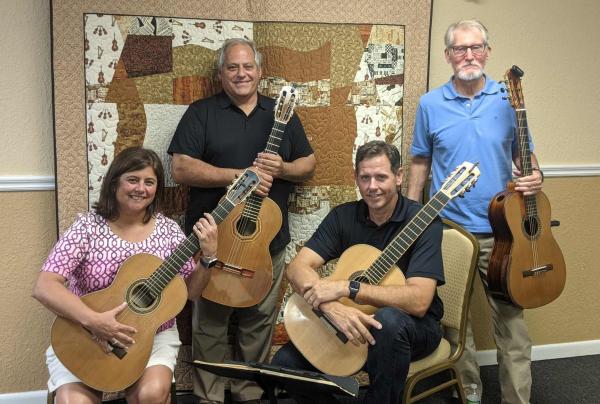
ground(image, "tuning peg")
xmin=500 ymin=87 xmax=506 ymax=93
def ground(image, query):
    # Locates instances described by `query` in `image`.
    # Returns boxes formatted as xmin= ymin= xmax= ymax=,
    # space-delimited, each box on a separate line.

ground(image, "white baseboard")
xmin=476 ymin=339 xmax=600 ymax=366
xmin=2 ymin=339 xmax=599 ymax=402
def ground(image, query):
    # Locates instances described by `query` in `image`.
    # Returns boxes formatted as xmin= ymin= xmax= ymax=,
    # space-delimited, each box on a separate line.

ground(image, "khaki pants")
xmin=445 ymin=235 xmax=532 ymax=404
xmin=191 ymin=250 xmax=286 ymax=403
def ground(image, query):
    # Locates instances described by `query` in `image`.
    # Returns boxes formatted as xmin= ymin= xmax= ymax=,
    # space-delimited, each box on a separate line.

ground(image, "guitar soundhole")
xmin=351 ymin=272 xmax=372 ymax=285
xmin=127 ymin=280 xmax=161 ymax=314
xmin=236 ymin=216 xmax=257 ymax=237
xmin=522 ymin=216 xmax=540 ymax=238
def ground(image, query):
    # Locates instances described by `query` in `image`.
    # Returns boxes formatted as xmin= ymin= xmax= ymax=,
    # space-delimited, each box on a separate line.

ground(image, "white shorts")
xmin=46 ymin=324 xmax=181 ymax=393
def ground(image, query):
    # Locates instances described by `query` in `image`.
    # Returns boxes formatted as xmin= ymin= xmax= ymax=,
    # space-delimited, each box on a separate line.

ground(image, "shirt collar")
xmin=357 ymin=192 xmax=407 ymax=226
xmin=217 ymin=91 xmax=268 ymax=110
xmin=442 ymin=74 xmax=501 ymax=100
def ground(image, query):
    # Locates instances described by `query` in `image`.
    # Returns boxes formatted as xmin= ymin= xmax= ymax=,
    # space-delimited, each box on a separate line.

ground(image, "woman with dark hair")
xmin=33 ymin=147 xmax=217 ymax=403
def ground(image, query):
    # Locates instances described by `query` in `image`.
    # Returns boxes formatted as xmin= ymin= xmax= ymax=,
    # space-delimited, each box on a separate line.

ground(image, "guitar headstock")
xmin=274 ymin=85 xmax=297 ymax=124
xmin=224 ymin=169 xmax=260 ymax=205
xmin=439 ymin=161 xmax=480 ymax=200
xmin=503 ymin=65 xmax=525 ymax=109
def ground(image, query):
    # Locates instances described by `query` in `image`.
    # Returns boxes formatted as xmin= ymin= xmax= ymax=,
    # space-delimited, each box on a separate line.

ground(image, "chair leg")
xmin=450 ymin=366 xmax=466 ymax=404
xmin=170 ymin=381 xmax=177 ymax=404
xmin=47 ymin=390 xmax=55 ymax=404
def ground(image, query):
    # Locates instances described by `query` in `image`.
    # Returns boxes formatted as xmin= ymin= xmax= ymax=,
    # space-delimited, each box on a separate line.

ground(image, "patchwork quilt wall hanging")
xmin=52 ymin=0 xmax=432 ymax=389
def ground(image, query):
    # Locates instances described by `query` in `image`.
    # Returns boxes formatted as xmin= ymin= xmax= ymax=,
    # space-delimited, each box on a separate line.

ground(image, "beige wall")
xmin=1 ymin=0 xmax=599 ymax=394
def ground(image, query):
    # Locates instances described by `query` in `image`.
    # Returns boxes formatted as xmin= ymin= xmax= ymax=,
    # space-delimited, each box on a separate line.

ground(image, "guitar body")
xmin=488 ymin=185 xmax=566 ymax=308
xmin=202 ymin=197 xmax=282 ymax=307
xmin=51 ymin=253 xmax=188 ymax=392
xmin=284 ymin=244 xmax=406 ymax=376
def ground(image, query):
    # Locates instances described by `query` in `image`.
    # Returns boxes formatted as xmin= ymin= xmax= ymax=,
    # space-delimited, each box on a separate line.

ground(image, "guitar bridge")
xmin=214 ymin=261 xmax=255 ymax=278
xmin=312 ymin=308 xmax=348 ymax=344
xmin=522 ymin=264 xmax=553 ymax=277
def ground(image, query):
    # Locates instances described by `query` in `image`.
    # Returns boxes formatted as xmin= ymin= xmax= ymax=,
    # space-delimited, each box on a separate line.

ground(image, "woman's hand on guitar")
xmin=303 ymin=279 xmax=348 ymax=308
xmin=193 ymin=213 xmax=218 ymax=257
xmin=85 ymin=302 xmax=137 ymax=349
xmin=248 ymin=166 xmax=273 ymax=197
xmin=513 ymin=169 xmax=543 ymax=196
xmin=320 ymin=301 xmax=382 ymax=346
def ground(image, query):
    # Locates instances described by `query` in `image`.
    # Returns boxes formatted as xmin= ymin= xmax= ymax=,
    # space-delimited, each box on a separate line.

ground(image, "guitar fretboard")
xmin=363 ymin=192 xmax=450 ymax=285
xmin=241 ymin=119 xmax=287 ymax=221
xmin=516 ymin=108 xmax=538 ymax=219
xmin=143 ymin=198 xmax=236 ymax=299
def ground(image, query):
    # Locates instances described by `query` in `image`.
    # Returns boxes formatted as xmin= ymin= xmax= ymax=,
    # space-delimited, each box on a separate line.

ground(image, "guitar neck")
xmin=265 ymin=119 xmax=287 ymax=154
xmin=240 ymin=119 xmax=287 ymax=220
xmin=146 ymin=198 xmax=236 ymax=294
xmin=515 ymin=108 xmax=538 ymax=217
xmin=364 ymin=192 xmax=450 ymax=284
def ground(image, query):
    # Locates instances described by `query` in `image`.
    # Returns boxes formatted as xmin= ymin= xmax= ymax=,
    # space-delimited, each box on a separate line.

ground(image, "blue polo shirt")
xmin=411 ymin=76 xmax=533 ymax=233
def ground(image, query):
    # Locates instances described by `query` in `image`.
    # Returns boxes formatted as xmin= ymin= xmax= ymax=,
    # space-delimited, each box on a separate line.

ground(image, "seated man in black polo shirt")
xmin=272 ymin=140 xmax=444 ymax=404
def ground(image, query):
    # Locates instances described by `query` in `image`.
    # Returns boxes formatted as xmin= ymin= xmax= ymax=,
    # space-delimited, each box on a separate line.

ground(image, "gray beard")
xmin=457 ymin=68 xmax=483 ymax=81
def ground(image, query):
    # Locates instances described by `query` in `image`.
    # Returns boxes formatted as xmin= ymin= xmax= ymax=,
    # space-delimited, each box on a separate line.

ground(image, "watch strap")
xmin=348 ymin=280 xmax=360 ymax=300
xmin=200 ymin=255 xmax=218 ymax=269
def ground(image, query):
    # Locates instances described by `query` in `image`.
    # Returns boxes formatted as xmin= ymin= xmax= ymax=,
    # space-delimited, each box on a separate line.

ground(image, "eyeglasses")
xmin=449 ymin=43 xmax=487 ymax=57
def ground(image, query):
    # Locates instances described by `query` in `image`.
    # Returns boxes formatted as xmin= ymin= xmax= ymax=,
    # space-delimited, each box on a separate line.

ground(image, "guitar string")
xmin=517 ymin=110 xmax=540 ymax=269
xmin=130 ymin=201 xmax=231 ymax=309
xmin=365 ymin=193 xmax=446 ymax=284
xmin=223 ymin=121 xmax=286 ymax=276
xmin=97 ymin=204 xmax=235 ymax=346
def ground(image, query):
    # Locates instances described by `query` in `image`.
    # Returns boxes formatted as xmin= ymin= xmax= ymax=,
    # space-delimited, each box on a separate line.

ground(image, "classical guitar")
xmin=50 ymin=170 xmax=259 ymax=392
xmin=202 ymin=86 xmax=297 ymax=307
xmin=487 ymin=65 xmax=566 ymax=309
xmin=284 ymin=162 xmax=480 ymax=376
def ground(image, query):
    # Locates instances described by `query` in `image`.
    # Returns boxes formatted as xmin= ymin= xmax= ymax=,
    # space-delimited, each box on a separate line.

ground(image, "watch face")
xmin=202 ymin=256 xmax=218 ymax=268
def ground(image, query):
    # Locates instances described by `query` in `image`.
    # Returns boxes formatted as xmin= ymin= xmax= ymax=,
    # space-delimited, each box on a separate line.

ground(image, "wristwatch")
xmin=348 ymin=280 xmax=361 ymax=301
xmin=200 ymin=255 xmax=218 ymax=269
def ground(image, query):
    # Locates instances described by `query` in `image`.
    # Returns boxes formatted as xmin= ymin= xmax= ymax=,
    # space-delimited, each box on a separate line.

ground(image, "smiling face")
xmin=356 ymin=154 xmax=403 ymax=218
xmin=218 ymin=42 xmax=262 ymax=106
xmin=445 ymin=27 xmax=490 ymax=82
xmin=115 ymin=166 xmax=158 ymax=217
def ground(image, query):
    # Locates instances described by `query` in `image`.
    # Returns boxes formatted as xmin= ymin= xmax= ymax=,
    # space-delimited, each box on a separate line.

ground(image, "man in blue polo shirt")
xmin=273 ymin=140 xmax=445 ymax=404
xmin=407 ymin=20 xmax=544 ymax=404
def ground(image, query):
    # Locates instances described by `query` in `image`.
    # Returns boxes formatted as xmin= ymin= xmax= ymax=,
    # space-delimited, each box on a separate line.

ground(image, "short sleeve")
xmin=304 ymin=209 xmax=345 ymax=263
xmin=410 ymin=101 xmax=433 ymax=158
xmin=168 ymin=103 xmax=206 ymax=159
xmin=41 ymin=214 xmax=90 ymax=279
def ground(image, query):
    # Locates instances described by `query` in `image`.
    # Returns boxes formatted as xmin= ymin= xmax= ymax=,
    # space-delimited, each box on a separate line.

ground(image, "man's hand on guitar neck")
xmin=320 ymin=301 xmax=382 ymax=347
xmin=245 ymin=166 xmax=273 ymax=198
xmin=513 ymin=168 xmax=544 ymax=196
xmin=254 ymin=152 xmax=286 ymax=179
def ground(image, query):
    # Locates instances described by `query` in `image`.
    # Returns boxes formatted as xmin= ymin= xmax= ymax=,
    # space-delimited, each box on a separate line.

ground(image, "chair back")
xmin=438 ymin=219 xmax=479 ymax=348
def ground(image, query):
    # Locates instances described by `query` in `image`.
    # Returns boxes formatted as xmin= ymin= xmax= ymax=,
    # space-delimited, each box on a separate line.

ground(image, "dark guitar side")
xmin=488 ymin=184 xmax=566 ymax=309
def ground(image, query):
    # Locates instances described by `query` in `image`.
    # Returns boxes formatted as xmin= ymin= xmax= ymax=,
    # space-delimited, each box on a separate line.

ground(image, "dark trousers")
xmin=272 ymin=307 xmax=443 ymax=404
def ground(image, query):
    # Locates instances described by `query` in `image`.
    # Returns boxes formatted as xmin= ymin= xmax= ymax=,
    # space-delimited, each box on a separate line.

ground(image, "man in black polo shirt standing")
xmin=272 ymin=141 xmax=443 ymax=404
xmin=168 ymin=38 xmax=315 ymax=404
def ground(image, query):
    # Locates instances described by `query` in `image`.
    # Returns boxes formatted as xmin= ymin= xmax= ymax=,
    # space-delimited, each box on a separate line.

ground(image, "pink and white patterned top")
xmin=42 ymin=212 xmax=196 ymax=333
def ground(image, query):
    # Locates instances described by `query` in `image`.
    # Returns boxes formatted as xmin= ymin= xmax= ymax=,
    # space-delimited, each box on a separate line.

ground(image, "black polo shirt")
xmin=168 ymin=91 xmax=313 ymax=254
xmin=305 ymin=193 xmax=445 ymax=320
